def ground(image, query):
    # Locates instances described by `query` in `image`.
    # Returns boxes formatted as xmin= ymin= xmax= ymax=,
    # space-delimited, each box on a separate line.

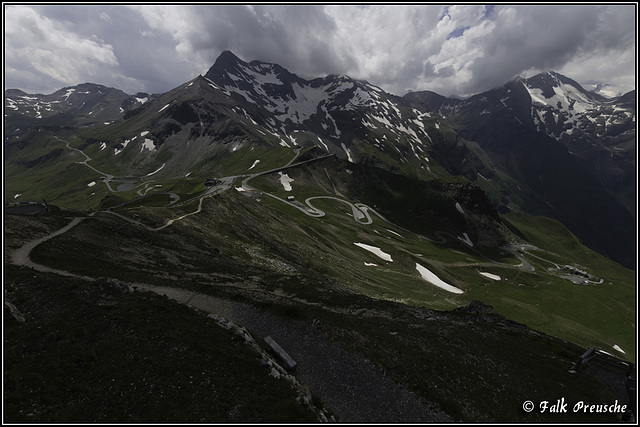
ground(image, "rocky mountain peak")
xmin=212 ymin=49 xmax=246 ymax=69
xmin=204 ymin=50 xmax=248 ymax=86
xmin=205 ymin=50 xmax=309 ymax=93
xmin=520 ymin=71 xmax=606 ymax=105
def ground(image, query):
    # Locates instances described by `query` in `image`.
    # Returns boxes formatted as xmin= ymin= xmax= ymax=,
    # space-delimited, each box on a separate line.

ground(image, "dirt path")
xmin=10 ymin=214 xmax=95 ymax=277
xmin=103 ymin=197 xmax=204 ymax=231
xmin=138 ymin=284 xmax=452 ymax=423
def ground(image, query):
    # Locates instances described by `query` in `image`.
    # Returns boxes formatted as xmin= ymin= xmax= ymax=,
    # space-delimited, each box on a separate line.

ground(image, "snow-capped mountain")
xmin=412 ymin=72 xmax=634 ymax=151
xmin=0 ymin=51 xmax=497 ymax=185
xmin=204 ymin=50 xmax=404 ymax=135
xmin=520 ymin=72 xmax=634 ymax=150
xmin=408 ymin=71 xmax=636 ymax=211
xmin=405 ymin=71 xmax=636 ymax=268
xmin=585 ymin=81 xmax=631 ymax=98
xmin=46 ymin=49 xmax=488 ymax=183
xmin=521 ymin=74 xmax=635 ymax=214
xmin=4 ymin=83 xmax=157 ymax=138
xmin=410 ymin=72 xmax=635 ymax=149
xmin=199 ymin=50 xmax=486 ymax=179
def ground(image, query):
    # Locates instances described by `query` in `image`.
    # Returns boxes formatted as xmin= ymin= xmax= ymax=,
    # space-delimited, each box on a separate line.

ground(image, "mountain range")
xmin=5 ymin=50 xmax=636 ymax=268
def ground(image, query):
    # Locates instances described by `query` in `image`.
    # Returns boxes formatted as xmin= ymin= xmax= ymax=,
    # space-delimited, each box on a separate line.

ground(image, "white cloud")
xmin=5 ymin=6 xmax=119 ymax=93
xmin=421 ymin=4 xmax=636 ymax=97
xmin=129 ymin=5 xmax=199 ymax=55
xmin=326 ymin=4 xmax=636 ymax=98
xmin=325 ymin=5 xmax=445 ymax=91
xmin=131 ymin=5 xmax=356 ymax=81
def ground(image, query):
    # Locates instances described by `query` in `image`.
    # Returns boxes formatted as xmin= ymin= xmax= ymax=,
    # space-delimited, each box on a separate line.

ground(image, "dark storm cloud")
xmin=136 ymin=5 xmax=357 ymax=79
xmin=4 ymin=4 xmax=636 ymax=98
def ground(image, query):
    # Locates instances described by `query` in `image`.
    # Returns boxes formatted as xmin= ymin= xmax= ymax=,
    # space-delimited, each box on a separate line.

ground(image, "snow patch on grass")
xmin=114 ymin=139 xmax=130 ymax=156
xmin=145 ymin=163 xmax=165 ymax=177
xmin=341 ymin=143 xmax=354 ymax=162
xmin=141 ymin=138 xmax=156 ymax=152
xmin=386 ymin=229 xmax=403 ymax=238
xmin=416 ymin=263 xmax=464 ymax=294
xmin=279 ymin=138 xmax=291 ymax=148
xmin=354 ymin=242 xmax=392 ymax=262
xmin=479 ymin=271 xmax=501 ymax=281
xmin=278 ymin=172 xmax=294 ymax=191
xmin=248 ymin=160 xmax=260 ymax=170
xmin=613 ymin=345 xmax=626 ymax=354
xmin=316 ymin=137 xmax=329 ymax=152
xmin=62 ymin=88 xmax=75 ymax=100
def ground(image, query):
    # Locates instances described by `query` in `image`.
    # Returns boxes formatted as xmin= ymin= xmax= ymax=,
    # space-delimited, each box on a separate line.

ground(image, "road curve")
xmin=10 ymin=213 xmax=97 ymax=278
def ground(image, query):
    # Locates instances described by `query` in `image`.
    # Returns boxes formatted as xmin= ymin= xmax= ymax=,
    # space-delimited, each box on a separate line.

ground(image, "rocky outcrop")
xmin=455 ymin=300 xmax=500 ymax=316
xmin=205 ymin=313 xmax=335 ymax=422
xmin=4 ymin=299 xmax=25 ymax=323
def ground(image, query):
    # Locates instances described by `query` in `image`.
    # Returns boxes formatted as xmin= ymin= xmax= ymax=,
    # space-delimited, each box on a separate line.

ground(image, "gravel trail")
xmin=10 ymin=215 xmax=95 ymax=277
xmin=140 ymin=285 xmax=452 ymax=423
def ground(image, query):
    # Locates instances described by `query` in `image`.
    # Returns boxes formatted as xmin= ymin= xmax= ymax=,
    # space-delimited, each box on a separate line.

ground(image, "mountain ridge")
xmin=404 ymin=70 xmax=636 ymax=268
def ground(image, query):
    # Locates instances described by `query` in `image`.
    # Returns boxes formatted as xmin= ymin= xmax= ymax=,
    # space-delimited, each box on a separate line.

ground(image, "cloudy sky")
xmin=4 ymin=4 xmax=636 ymax=98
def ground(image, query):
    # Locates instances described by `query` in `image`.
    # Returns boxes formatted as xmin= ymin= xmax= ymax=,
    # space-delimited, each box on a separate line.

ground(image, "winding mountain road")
xmin=254 ymin=188 xmax=523 ymax=268
xmin=16 ymin=139 xmax=539 ymax=278
xmin=57 ymin=136 xmax=182 ymax=206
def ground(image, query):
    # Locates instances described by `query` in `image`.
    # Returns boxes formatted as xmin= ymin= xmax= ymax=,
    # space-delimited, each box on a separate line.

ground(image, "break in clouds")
xmin=4 ymin=4 xmax=636 ymax=98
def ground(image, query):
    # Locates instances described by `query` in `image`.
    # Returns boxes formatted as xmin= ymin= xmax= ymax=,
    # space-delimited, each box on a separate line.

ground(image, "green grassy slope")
xmin=240 ymin=162 xmax=636 ymax=361
xmin=5 ymin=203 xmax=633 ymax=422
